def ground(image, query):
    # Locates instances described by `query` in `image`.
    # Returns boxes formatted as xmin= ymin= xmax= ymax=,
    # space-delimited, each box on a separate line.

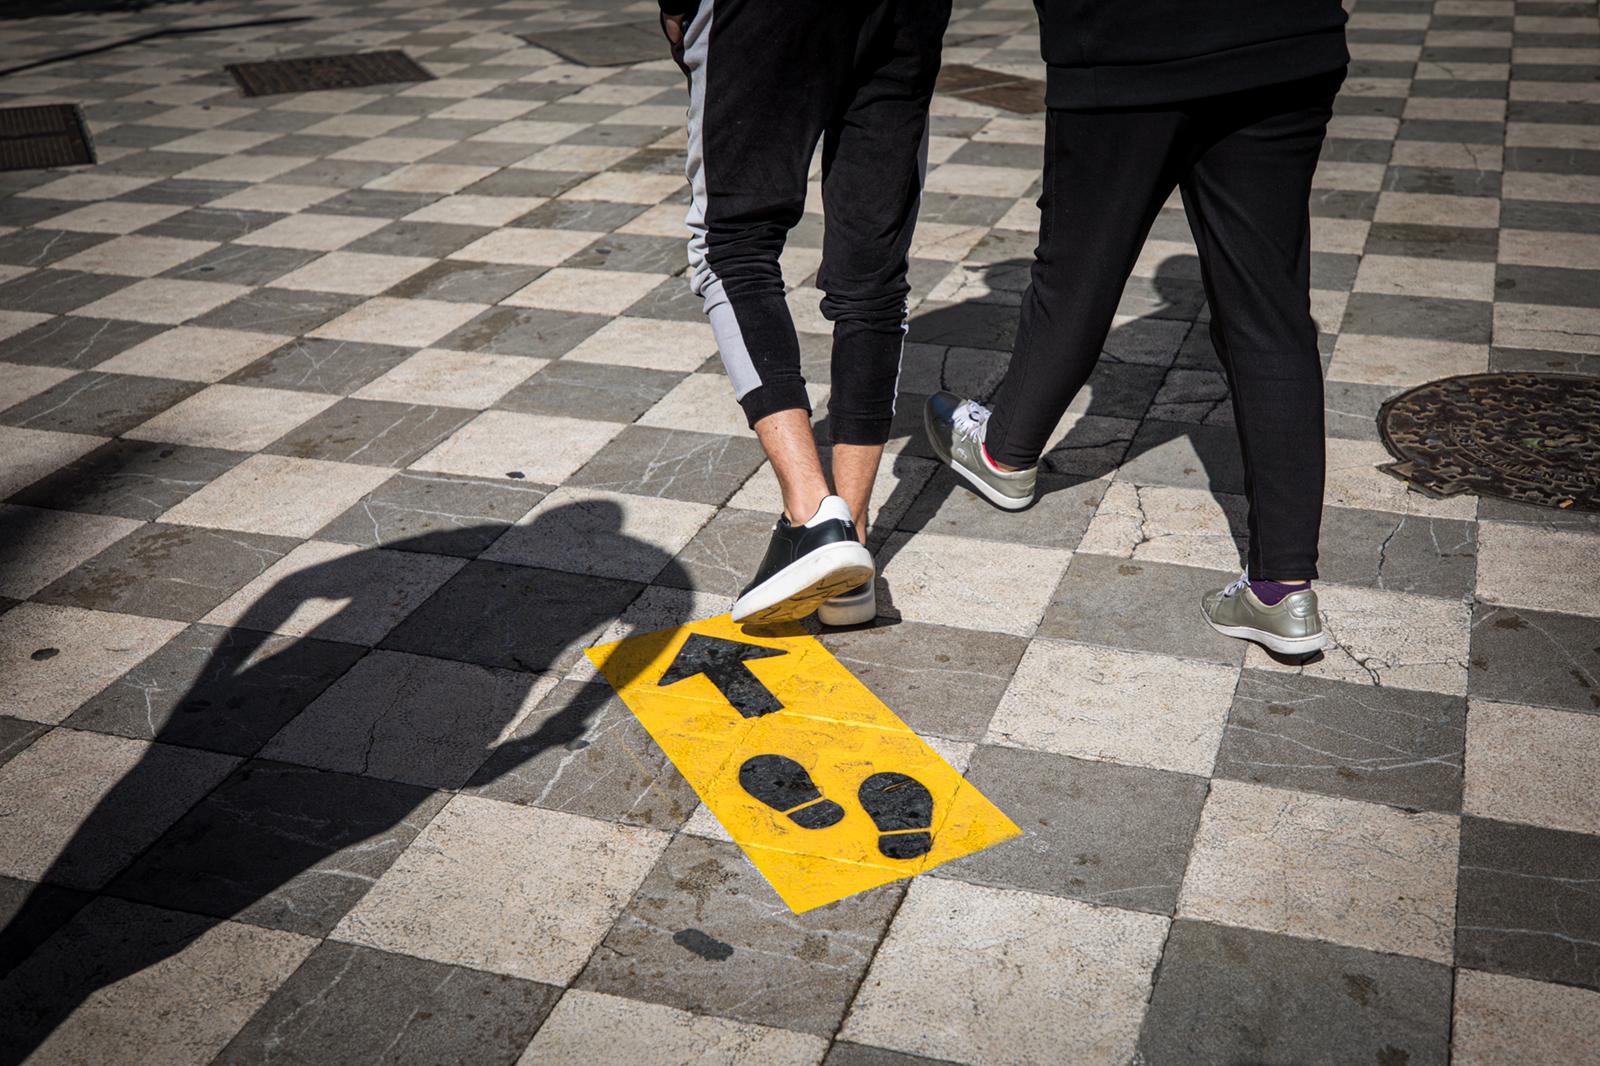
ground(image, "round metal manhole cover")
xmin=1378 ymin=372 xmax=1600 ymax=512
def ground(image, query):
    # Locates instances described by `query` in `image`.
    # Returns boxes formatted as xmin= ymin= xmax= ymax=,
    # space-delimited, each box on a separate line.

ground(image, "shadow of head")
xmin=0 ymin=500 xmax=691 ymax=1056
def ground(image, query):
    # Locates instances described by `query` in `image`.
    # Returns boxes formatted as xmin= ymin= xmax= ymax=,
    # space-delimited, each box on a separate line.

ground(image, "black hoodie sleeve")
xmin=658 ymin=0 xmax=697 ymax=15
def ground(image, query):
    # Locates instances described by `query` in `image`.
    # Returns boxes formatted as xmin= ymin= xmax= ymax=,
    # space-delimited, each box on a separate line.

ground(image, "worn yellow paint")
xmin=586 ymin=614 xmax=1021 ymax=913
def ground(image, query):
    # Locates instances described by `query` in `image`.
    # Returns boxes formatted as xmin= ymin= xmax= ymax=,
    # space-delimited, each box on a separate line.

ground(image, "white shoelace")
xmin=953 ymin=400 xmax=992 ymax=443
xmin=1221 ymin=572 xmax=1250 ymax=598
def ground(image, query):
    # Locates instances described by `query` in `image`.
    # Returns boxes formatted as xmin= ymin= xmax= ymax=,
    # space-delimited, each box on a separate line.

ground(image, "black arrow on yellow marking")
xmin=658 ymin=634 xmax=787 ymax=718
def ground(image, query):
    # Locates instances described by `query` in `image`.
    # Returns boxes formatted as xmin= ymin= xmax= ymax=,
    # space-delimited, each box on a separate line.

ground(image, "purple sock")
xmin=1250 ymin=580 xmax=1309 ymax=606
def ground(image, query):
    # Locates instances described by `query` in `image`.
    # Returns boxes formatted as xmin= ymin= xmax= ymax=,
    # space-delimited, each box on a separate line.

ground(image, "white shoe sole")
xmin=926 ymin=416 xmax=1033 ymax=512
xmin=732 ymin=540 xmax=875 ymax=625
xmin=1204 ymin=617 xmax=1328 ymax=656
xmin=816 ymin=585 xmax=876 ymax=627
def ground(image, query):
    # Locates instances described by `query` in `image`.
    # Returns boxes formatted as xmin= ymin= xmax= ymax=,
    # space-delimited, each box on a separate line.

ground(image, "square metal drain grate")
xmin=226 ymin=50 xmax=433 ymax=97
xmin=0 ymin=103 xmax=95 ymax=172
xmin=523 ymin=22 xmax=666 ymax=67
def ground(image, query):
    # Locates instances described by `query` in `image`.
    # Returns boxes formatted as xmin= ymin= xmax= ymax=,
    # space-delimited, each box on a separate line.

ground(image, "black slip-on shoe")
xmin=731 ymin=495 xmax=875 ymax=625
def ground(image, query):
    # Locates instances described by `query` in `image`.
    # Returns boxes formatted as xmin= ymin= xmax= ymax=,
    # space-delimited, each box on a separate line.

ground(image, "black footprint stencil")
xmin=738 ymin=757 xmax=935 ymax=860
xmin=858 ymin=772 xmax=934 ymax=859
xmin=739 ymin=755 xmax=845 ymax=829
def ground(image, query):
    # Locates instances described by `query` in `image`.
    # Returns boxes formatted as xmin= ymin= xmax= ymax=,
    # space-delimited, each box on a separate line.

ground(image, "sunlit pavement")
xmin=0 ymin=0 xmax=1598 ymax=1063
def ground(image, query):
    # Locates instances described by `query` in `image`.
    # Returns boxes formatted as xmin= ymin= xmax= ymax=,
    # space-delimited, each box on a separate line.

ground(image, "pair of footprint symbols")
xmin=738 ymin=754 xmax=934 ymax=860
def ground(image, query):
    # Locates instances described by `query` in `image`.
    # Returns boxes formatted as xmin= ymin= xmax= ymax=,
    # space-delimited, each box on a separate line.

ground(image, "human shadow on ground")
xmin=0 ymin=501 xmax=691 ymax=1062
xmin=850 ymin=253 xmax=1252 ymax=577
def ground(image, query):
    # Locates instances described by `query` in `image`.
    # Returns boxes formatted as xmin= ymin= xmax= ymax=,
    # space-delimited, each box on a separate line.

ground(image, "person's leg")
xmin=682 ymin=0 xmax=878 ymax=623
xmin=1179 ymin=69 xmax=1343 ymax=583
xmin=815 ymin=0 xmax=952 ymax=540
xmin=682 ymin=0 xmax=852 ymax=525
xmin=979 ymin=107 xmax=1193 ymax=470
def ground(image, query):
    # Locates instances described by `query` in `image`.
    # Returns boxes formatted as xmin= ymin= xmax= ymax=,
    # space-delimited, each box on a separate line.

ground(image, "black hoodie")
xmin=1035 ymin=0 xmax=1348 ymax=108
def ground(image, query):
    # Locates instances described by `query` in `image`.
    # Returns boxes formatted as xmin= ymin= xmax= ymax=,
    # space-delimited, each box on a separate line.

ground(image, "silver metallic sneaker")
xmin=1201 ymin=573 xmax=1327 ymax=656
xmin=924 ymin=392 xmax=1036 ymax=511
xmin=816 ymin=580 xmax=876 ymax=627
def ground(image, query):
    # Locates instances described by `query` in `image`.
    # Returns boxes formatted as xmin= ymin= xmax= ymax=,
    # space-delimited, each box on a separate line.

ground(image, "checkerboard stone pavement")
xmin=0 ymin=0 xmax=1597 ymax=1061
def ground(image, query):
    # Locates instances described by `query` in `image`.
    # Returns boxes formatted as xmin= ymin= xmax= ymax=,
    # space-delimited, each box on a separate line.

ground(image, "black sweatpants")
xmin=985 ymin=69 xmax=1345 ymax=580
xmin=681 ymin=0 xmax=951 ymax=444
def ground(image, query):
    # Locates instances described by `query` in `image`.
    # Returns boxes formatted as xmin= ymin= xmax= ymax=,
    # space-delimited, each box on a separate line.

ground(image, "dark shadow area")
xmin=2 ymin=0 xmax=210 ymax=17
xmin=0 ymin=502 xmax=689 ymax=1062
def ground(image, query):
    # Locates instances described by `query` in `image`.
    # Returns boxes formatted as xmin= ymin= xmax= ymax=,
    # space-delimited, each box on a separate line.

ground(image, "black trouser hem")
xmin=737 ymin=381 xmax=813 ymax=430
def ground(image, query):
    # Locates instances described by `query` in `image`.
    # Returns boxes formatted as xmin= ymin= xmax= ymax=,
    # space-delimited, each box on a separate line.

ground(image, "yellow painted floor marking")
xmin=586 ymin=614 xmax=1021 ymax=913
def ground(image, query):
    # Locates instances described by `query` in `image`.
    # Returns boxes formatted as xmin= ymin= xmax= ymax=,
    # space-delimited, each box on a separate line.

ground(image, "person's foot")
xmin=1201 ymin=573 xmax=1327 ymax=656
xmin=732 ymin=496 xmax=875 ymax=625
xmin=816 ymin=580 xmax=876 ymax=627
xmin=924 ymin=392 xmax=1036 ymax=511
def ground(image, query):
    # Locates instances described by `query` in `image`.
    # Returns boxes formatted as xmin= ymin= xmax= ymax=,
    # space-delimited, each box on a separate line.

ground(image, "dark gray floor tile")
xmin=379 ymin=560 xmax=643 ymax=674
xmin=898 ymin=468 xmax=1105 ymax=550
xmin=1456 ymin=815 xmax=1600 ymax=991
xmin=382 ymin=259 xmax=545 ymax=303
xmin=1487 ymin=343 xmax=1600 ymax=376
xmin=0 ymin=228 xmax=111 ymax=269
xmin=825 ymin=1044 xmax=960 ymax=1066
xmin=576 ymin=833 xmax=902 ymax=1037
xmin=1341 ymin=292 xmax=1494 ymax=343
xmin=344 ymin=220 xmax=489 ymax=259
xmin=0 ymin=372 xmax=200 ymax=436
xmin=264 ymin=398 xmax=475 ymax=468
xmin=1504 ymin=144 xmax=1600 ymax=175
xmin=1398 ymin=118 xmax=1505 ymax=144
xmin=6 ymin=439 xmax=245 ymax=517
xmin=0 ymin=269 xmax=135 ymax=315
xmin=36 ymin=524 xmax=296 ymax=623
xmin=65 ymin=622 xmax=364 ymax=755
xmin=496 ymin=359 xmax=682 ymax=423
xmin=819 ymin=620 xmax=1028 ymax=741
xmin=1215 ymin=670 xmax=1466 ymax=812
xmin=916 ymin=191 xmax=1016 ymax=228
xmin=312 ymin=190 xmax=439 ymax=218
xmin=1475 ymin=494 xmax=1600 ymax=534
xmin=0 ymin=316 xmax=165 ymax=370
xmin=138 ymin=207 xmax=279 ymax=243
xmin=225 ymin=337 xmax=412 ymax=395
xmin=161 ymin=244 xmax=320 ymax=287
xmin=213 ymin=942 xmax=559 ymax=1066
xmin=1495 ymin=263 xmax=1600 ymax=309
xmin=276 ymin=158 xmax=403 ymax=190
xmin=1041 ymin=554 xmax=1246 ymax=665
xmin=1470 ymin=604 xmax=1600 ymax=715
xmin=467 ymin=678 xmax=697 ymax=831
xmin=1382 ymin=164 xmax=1502 ymax=199
xmin=1317 ymin=506 xmax=1478 ymax=598
xmin=1362 ymin=222 xmax=1500 ymax=262
xmin=459 ymin=168 xmax=586 ymax=198
xmin=316 ymin=470 xmax=547 ymax=556
xmin=436 ymin=305 xmax=610 ymax=357
xmin=1136 ymin=920 xmax=1451 ymax=1066
xmin=939 ymin=744 xmax=1207 ymax=915
xmin=1038 ymin=413 xmax=1140 ymax=478
xmin=0 ymin=717 xmax=46 ymax=770
xmin=513 ymin=198 xmax=645 ymax=231
xmin=0 ymin=875 xmax=90 ymax=978
xmin=564 ymin=232 xmax=687 ymax=274
xmin=1498 ymin=198 xmax=1600 ymax=236
xmin=568 ymin=425 xmax=767 ymax=505
xmin=109 ymin=760 xmax=445 ymax=936
xmin=192 ymin=287 xmax=364 ymax=336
